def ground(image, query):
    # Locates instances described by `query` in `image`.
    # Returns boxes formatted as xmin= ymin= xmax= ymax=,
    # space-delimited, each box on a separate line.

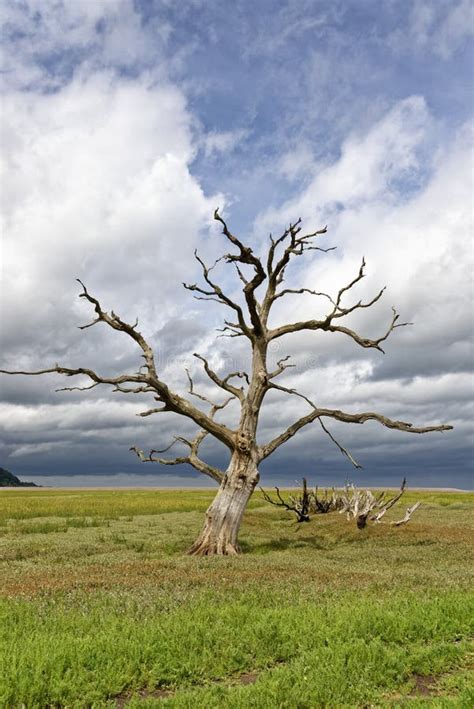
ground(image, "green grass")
xmin=0 ymin=488 xmax=473 ymax=707
xmin=0 ymin=488 xmax=221 ymax=523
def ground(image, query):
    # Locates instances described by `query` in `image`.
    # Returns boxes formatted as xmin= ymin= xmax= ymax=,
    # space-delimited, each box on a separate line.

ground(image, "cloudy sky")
xmin=0 ymin=0 xmax=472 ymax=488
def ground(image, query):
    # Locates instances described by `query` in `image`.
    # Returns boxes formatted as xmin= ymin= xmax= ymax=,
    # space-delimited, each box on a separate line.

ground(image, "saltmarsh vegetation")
xmin=1 ymin=488 xmax=473 ymax=707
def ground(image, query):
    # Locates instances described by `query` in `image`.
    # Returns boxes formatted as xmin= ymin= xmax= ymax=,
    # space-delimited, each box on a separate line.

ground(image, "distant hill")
xmin=0 ymin=467 xmax=39 ymax=487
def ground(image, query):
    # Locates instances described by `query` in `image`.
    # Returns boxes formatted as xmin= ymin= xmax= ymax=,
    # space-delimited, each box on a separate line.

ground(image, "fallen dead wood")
xmin=261 ymin=477 xmax=420 ymax=529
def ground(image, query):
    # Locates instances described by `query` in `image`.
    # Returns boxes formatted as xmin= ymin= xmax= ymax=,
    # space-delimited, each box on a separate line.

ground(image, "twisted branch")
xmin=268 ymin=260 xmax=411 ymax=353
xmin=0 ymin=283 xmax=236 ymax=451
xmin=183 ymin=251 xmax=250 ymax=337
xmin=262 ymin=381 xmax=362 ymax=467
xmin=259 ymin=480 xmax=311 ymax=523
xmin=193 ymin=352 xmax=246 ymax=402
xmin=260 ymin=384 xmax=452 ymax=461
xmin=214 ymin=208 xmax=267 ymax=335
xmin=130 ymin=432 xmax=223 ymax=483
xmin=130 ymin=374 xmax=234 ymax=483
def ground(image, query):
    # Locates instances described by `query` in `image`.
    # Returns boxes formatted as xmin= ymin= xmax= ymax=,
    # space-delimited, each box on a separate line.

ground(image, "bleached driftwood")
xmin=262 ymin=477 xmax=421 ymax=529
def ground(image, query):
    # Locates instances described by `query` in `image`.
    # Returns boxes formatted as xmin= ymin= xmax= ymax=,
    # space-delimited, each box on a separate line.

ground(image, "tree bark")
xmin=188 ymin=451 xmax=259 ymax=556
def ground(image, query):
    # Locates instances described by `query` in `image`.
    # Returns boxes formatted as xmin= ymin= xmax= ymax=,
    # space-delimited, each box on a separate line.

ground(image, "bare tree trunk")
xmin=188 ymin=451 xmax=259 ymax=556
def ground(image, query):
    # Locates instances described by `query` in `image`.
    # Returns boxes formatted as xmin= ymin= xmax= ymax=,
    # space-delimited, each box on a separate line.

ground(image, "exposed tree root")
xmin=187 ymin=533 xmax=241 ymax=556
xmin=187 ymin=541 xmax=240 ymax=556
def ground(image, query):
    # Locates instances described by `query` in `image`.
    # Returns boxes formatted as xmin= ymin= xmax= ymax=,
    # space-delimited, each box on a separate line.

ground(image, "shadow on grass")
xmin=242 ymin=535 xmax=329 ymax=554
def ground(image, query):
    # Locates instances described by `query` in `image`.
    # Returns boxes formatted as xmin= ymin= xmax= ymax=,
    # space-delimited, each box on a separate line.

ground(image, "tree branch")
xmin=1 ymin=282 xmax=237 ymax=451
xmin=391 ymin=501 xmax=421 ymax=526
xmin=272 ymin=287 xmax=336 ymax=304
xmin=267 ymin=221 xmax=328 ymax=283
xmin=267 ymin=355 xmax=296 ymax=379
xmin=267 ymin=258 xmax=411 ymax=353
xmin=183 ymin=251 xmax=251 ymax=336
xmin=260 ymin=395 xmax=453 ymax=460
xmin=130 ymin=433 xmax=224 ymax=484
xmin=214 ymin=208 xmax=267 ymax=336
xmin=261 ymin=220 xmax=332 ymax=327
xmin=259 ymin=482 xmax=311 ymax=523
xmin=130 ymin=385 xmax=235 ymax=484
xmin=193 ymin=352 xmax=245 ymax=402
xmin=317 ymin=418 xmax=363 ymax=469
xmin=262 ymin=382 xmax=361 ymax=468
xmin=268 ymin=305 xmax=412 ymax=353
xmin=0 ymin=364 xmax=148 ymax=388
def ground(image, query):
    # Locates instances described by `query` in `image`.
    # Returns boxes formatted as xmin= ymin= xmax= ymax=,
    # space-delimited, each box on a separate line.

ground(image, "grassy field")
xmin=0 ymin=488 xmax=473 ymax=708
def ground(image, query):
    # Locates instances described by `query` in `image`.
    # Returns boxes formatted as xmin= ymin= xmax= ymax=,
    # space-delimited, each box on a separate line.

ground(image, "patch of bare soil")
xmin=114 ymin=665 xmax=263 ymax=706
xmin=237 ymin=672 xmax=258 ymax=685
xmin=409 ymin=674 xmax=438 ymax=696
xmin=390 ymin=658 xmax=473 ymax=702
xmin=115 ymin=687 xmax=173 ymax=708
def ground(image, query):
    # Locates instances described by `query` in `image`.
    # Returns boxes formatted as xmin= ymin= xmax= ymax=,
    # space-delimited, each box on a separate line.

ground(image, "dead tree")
xmin=0 ymin=210 xmax=452 ymax=555
xmin=340 ymin=478 xmax=421 ymax=528
xmin=261 ymin=478 xmax=420 ymax=529
xmin=260 ymin=478 xmax=312 ymax=523
xmin=311 ymin=486 xmax=344 ymax=514
xmin=260 ymin=479 xmax=343 ymax=522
